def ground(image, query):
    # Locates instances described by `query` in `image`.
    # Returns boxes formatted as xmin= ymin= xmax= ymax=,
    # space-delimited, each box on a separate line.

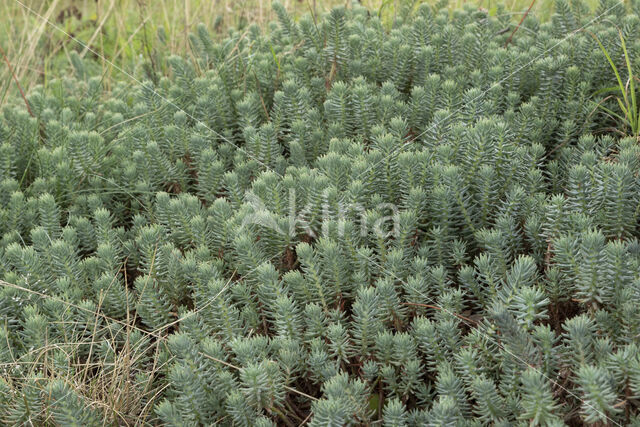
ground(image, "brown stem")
xmin=299 ymin=412 xmax=312 ymax=425
xmin=505 ymin=0 xmax=537 ymax=47
xmin=0 ymin=44 xmax=34 ymax=117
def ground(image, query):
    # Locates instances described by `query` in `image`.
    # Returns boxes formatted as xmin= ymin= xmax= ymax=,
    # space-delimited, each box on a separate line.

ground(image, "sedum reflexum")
xmin=1 ymin=1 xmax=640 ymax=425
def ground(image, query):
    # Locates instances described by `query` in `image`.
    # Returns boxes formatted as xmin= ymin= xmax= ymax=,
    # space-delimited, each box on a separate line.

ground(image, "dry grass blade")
xmin=80 ymin=0 xmax=116 ymax=59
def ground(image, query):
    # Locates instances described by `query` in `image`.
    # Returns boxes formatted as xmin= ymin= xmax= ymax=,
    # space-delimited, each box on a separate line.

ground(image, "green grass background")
xmin=1 ymin=0 xmax=597 ymax=103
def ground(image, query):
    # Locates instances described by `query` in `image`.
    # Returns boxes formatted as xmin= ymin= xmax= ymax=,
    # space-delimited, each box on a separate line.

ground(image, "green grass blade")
xmin=593 ymin=85 xmax=624 ymax=96
xmin=616 ymin=97 xmax=630 ymax=120
xmin=618 ymin=30 xmax=638 ymax=135
xmin=593 ymin=33 xmax=630 ymax=116
xmin=268 ymin=42 xmax=281 ymax=74
xmin=592 ymin=100 xmax=631 ymax=125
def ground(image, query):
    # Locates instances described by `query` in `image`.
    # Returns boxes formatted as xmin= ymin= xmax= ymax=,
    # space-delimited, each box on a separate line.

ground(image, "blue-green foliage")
xmin=1 ymin=0 xmax=640 ymax=425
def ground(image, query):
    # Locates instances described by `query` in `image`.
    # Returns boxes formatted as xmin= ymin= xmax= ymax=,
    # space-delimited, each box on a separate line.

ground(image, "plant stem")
xmin=505 ymin=0 xmax=537 ymax=47
xmin=0 ymin=43 xmax=34 ymax=117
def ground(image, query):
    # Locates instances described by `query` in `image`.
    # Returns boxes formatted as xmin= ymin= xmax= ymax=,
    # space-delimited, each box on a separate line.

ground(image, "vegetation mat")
xmin=1 ymin=1 xmax=640 ymax=425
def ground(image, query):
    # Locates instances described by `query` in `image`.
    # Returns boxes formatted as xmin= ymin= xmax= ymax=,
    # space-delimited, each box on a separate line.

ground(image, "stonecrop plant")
xmin=1 ymin=0 xmax=640 ymax=425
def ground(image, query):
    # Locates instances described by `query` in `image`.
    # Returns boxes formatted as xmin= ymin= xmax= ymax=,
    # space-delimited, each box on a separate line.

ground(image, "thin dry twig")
xmin=0 ymin=43 xmax=34 ymax=117
xmin=505 ymin=0 xmax=537 ymax=47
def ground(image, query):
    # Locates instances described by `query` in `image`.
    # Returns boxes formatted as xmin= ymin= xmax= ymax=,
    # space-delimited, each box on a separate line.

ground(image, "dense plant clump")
xmin=2 ymin=1 xmax=640 ymax=425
